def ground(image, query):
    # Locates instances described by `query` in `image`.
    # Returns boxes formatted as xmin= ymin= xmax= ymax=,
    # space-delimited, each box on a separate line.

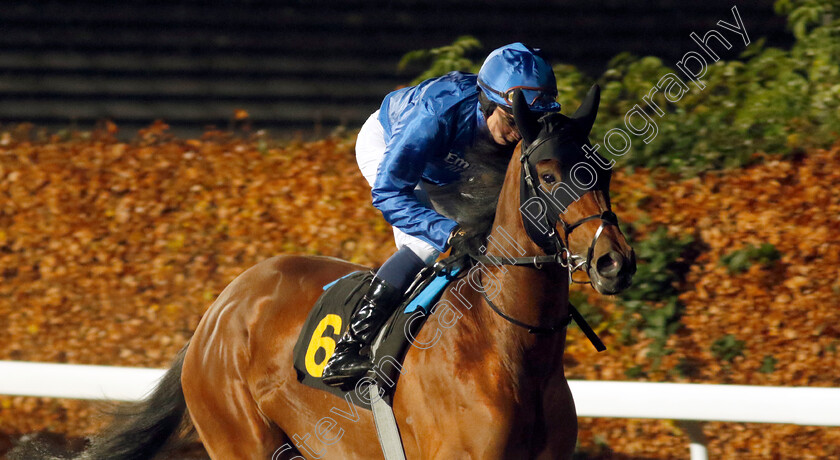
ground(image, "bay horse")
xmin=47 ymin=86 xmax=635 ymax=460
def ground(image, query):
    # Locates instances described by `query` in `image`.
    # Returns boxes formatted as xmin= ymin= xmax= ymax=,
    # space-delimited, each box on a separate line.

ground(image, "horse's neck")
xmin=451 ymin=145 xmax=569 ymax=376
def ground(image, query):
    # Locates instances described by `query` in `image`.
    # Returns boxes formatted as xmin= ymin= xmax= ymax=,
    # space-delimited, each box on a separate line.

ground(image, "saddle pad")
xmin=292 ymin=264 xmax=463 ymax=410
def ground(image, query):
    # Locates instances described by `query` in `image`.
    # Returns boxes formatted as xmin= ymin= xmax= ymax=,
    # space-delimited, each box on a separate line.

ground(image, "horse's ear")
xmin=571 ymin=84 xmax=600 ymax=135
xmin=511 ymin=89 xmax=540 ymax=145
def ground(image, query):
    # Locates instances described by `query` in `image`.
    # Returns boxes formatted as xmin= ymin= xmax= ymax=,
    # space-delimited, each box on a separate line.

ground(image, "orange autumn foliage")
xmin=0 ymin=123 xmax=837 ymax=458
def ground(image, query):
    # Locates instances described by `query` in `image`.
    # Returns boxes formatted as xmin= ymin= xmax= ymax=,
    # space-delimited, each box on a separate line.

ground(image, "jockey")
xmin=322 ymin=43 xmax=562 ymax=386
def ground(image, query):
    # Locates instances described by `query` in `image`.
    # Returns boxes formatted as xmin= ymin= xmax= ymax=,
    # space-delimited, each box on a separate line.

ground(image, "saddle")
xmin=292 ymin=255 xmax=467 ymax=410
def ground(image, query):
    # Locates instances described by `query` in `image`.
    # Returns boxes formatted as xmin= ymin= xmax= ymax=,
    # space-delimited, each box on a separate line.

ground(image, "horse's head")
xmin=511 ymin=86 xmax=635 ymax=295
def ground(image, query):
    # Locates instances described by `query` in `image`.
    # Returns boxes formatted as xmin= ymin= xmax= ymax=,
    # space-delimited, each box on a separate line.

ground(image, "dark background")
xmin=0 ymin=0 xmax=789 ymax=138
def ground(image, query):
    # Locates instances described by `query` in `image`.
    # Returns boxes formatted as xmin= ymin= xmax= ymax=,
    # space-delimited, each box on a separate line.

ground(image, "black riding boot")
xmin=321 ymin=277 xmax=402 ymax=387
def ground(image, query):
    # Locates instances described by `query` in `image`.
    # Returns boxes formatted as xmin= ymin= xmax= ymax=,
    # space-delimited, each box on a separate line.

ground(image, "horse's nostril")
xmin=596 ymin=252 xmax=623 ymax=277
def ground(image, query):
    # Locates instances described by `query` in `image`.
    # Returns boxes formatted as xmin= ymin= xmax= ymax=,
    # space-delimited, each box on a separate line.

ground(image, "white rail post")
xmin=678 ymin=420 xmax=708 ymax=460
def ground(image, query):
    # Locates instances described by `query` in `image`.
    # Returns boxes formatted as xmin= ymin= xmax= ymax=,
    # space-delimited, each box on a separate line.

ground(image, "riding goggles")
xmin=478 ymin=78 xmax=561 ymax=113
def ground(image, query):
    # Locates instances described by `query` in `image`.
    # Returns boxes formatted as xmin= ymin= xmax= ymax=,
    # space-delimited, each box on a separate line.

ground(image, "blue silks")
xmin=372 ymin=72 xmax=487 ymax=251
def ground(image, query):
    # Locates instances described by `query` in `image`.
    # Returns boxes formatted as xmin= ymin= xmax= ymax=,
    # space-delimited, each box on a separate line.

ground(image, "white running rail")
xmin=2 ymin=361 xmax=839 ymax=459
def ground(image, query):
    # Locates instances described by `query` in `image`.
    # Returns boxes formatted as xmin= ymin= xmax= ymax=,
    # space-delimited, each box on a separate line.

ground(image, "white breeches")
xmin=355 ymin=110 xmax=441 ymax=264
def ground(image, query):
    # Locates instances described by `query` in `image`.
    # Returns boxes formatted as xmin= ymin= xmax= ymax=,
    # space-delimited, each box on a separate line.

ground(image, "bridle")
xmin=471 ymin=130 xmax=621 ymax=285
xmin=465 ymin=125 xmax=618 ymax=348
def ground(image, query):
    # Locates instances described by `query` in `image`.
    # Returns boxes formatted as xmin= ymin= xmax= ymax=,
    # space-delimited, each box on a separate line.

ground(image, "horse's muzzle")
xmin=590 ymin=249 xmax=636 ymax=295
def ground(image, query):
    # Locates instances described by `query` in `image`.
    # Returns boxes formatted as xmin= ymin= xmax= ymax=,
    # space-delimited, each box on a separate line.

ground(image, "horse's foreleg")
xmin=534 ymin=372 xmax=578 ymax=460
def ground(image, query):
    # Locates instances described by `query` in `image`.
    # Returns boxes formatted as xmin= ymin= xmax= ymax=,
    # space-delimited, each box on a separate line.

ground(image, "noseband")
xmin=560 ymin=209 xmax=619 ymax=284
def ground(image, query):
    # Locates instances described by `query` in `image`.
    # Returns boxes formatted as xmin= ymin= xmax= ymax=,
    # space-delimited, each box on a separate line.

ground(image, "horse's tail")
xmin=79 ymin=343 xmax=191 ymax=460
xmin=9 ymin=344 xmax=194 ymax=460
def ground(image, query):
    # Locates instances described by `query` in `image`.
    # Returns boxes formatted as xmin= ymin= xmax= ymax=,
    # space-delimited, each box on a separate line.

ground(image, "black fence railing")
xmin=0 ymin=0 xmax=787 ymax=138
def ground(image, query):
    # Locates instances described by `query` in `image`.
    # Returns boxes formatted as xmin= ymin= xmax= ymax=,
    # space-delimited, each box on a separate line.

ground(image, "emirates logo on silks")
xmin=444 ymin=152 xmax=470 ymax=173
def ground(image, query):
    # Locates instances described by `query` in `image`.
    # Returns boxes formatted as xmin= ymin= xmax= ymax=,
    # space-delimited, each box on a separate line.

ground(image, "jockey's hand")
xmin=447 ymin=226 xmax=478 ymax=256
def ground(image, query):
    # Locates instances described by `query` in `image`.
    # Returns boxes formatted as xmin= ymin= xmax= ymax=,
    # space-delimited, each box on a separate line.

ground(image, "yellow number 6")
xmin=304 ymin=314 xmax=343 ymax=378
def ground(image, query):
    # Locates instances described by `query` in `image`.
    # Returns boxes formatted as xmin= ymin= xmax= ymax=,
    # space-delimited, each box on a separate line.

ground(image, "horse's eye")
xmin=541 ymin=173 xmax=557 ymax=184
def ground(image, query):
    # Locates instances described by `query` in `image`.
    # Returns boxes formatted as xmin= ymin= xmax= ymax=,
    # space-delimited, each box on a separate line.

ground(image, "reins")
xmin=478 ymin=288 xmax=571 ymax=335
xmin=465 ymin=245 xmax=606 ymax=350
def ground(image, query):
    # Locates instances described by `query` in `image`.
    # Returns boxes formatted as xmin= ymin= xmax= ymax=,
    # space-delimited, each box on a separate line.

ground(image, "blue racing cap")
xmin=477 ymin=43 xmax=561 ymax=112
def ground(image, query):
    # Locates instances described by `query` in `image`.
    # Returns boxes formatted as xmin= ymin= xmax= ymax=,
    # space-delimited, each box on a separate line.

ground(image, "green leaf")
xmin=711 ymin=334 xmax=746 ymax=362
xmin=760 ymin=354 xmax=778 ymax=373
xmin=398 ymin=36 xmax=483 ymax=85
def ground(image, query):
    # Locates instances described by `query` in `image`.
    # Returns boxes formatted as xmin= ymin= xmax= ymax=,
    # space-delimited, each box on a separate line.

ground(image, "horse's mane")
xmin=422 ymin=127 xmax=514 ymax=235
xmin=423 ymin=114 xmax=588 ymax=237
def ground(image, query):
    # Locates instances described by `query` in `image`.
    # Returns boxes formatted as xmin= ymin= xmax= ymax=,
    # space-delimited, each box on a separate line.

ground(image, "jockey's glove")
xmin=447 ymin=225 xmax=479 ymax=256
